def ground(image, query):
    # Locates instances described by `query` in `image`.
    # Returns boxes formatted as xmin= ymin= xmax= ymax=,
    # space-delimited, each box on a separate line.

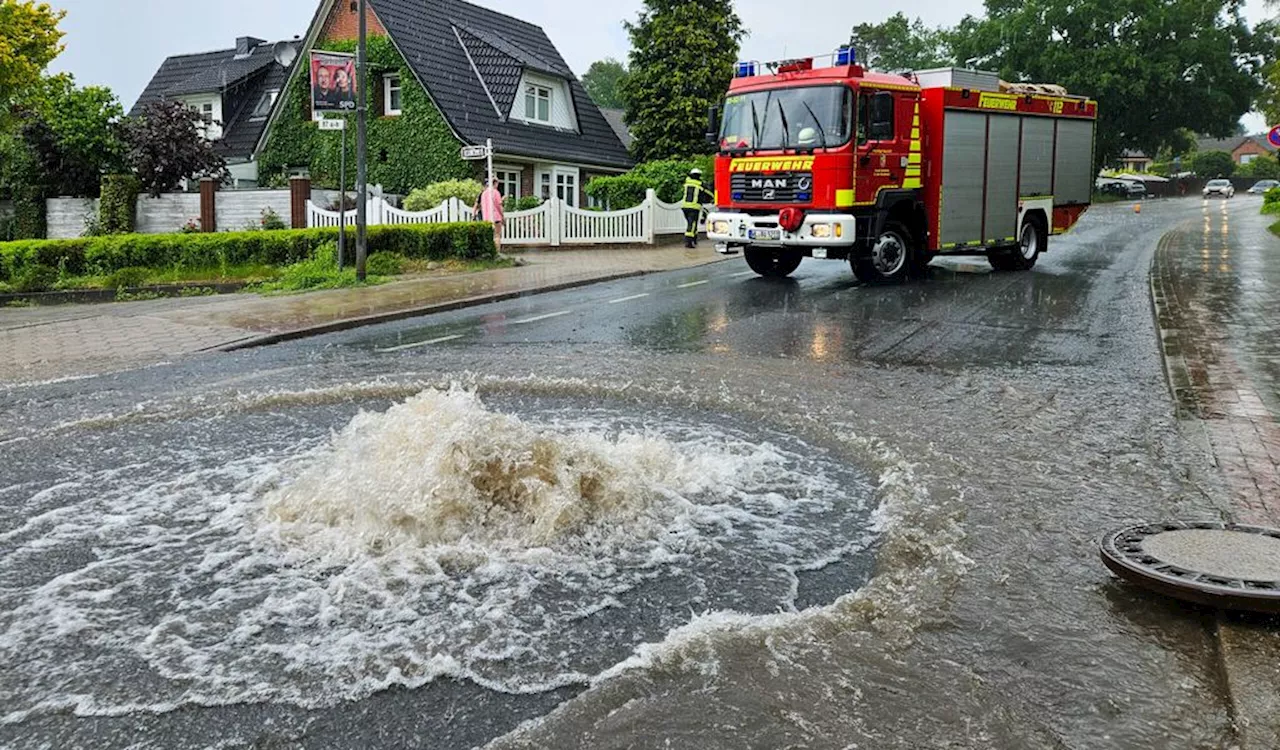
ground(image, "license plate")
xmin=812 ymin=248 xmax=828 ymax=259
xmin=748 ymin=228 xmax=781 ymax=242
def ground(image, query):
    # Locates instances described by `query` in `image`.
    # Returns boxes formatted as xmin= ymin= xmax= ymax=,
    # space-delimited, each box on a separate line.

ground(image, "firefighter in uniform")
xmin=682 ymin=168 xmax=714 ymax=248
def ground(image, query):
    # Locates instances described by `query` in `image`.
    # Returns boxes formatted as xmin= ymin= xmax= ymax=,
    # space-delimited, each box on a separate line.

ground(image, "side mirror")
xmin=706 ymin=105 xmax=721 ymax=145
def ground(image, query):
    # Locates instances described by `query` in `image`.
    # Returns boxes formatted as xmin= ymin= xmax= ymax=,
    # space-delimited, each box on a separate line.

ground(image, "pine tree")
xmin=622 ymin=0 xmax=745 ymax=161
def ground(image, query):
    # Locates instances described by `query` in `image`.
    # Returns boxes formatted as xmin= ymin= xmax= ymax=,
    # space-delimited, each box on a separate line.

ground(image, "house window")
xmin=384 ymin=74 xmax=402 ymax=116
xmin=554 ymin=168 xmax=578 ymax=207
xmin=190 ymin=101 xmax=216 ymax=139
xmin=525 ymin=84 xmax=551 ymax=123
xmin=540 ymin=172 xmax=552 ymax=201
xmin=250 ymin=89 xmax=278 ymax=120
xmin=493 ymin=168 xmax=520 ymax=200
xmin=1241 ymin=153 xmax=1258 ymax=165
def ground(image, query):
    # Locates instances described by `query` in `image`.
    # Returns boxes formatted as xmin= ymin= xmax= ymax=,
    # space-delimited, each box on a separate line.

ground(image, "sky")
xmin=47 ymin=0 xmax=1273 ymax=130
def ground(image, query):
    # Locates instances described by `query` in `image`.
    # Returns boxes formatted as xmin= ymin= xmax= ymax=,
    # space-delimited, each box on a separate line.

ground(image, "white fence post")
xmin=644 ymin=189 xmax=657 ymax=245
xmin=549 ymin=198 xmax=562 ymax=247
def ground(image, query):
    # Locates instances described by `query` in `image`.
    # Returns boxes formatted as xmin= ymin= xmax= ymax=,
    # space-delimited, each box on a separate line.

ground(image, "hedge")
xmin=0 ymin=223 xmax=496 ymax=283
xmin=100 ymin=174 xmax=141 ymax=235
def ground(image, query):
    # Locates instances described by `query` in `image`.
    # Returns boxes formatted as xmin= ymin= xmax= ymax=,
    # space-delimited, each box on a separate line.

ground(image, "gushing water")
xmin=0 ymin=385 xmax=877 ymax=724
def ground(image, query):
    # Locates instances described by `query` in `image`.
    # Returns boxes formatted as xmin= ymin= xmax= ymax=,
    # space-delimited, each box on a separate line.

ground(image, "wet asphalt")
xmin=1 ymin=195 xmax=1268 ymax=749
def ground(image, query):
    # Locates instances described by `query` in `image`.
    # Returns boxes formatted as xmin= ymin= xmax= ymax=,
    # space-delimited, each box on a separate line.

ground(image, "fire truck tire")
xmin=744 ymin=248 xmax=803 ymax=277
xmin=851 ymin=221 xmax=914 ymax=283
xmin=990 ymin=216 xmax=1046 ymax=272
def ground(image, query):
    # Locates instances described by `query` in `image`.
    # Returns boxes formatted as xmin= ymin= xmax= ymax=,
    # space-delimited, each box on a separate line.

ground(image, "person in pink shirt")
xmin=473 ymin=179 xmax=505 ymax=251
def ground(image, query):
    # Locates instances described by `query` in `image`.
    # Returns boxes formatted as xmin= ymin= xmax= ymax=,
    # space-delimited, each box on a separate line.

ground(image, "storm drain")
xmin=1100 ymin=522 xmax=1280 ymax=614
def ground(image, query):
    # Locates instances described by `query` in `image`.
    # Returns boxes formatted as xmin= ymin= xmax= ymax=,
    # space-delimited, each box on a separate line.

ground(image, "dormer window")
xmin=525 ymin=83 xmax=551 ymax=123
xmin=250 ymin=89 xmax=279 ymax=120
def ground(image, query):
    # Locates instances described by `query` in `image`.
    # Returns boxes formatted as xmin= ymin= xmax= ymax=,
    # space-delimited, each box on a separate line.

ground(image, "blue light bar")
xmin=735 ymin=61 xmax=758 ymax=78
xmin=836 ymin=46 xmax=856 ymax=66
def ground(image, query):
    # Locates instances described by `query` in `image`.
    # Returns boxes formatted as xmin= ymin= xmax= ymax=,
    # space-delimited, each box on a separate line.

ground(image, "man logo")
xmin=762 ymin=188 xmax=777 ymax=200
xmin=749 ymin=178 xmax=789 ymax=189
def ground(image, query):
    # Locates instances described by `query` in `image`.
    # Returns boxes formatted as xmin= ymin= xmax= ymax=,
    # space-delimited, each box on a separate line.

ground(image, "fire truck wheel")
xmin=744 ymin=248 xmax=803 ymax=277
xmin=851 ymin=221 xmax=913 ymax=283
xmin=990 ymin=216 xmax=1046 ymax=272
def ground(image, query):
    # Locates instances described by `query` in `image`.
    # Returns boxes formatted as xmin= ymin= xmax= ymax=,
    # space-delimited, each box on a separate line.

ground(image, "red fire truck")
xmin=706 ymin=52 xmax=1097 ymax=282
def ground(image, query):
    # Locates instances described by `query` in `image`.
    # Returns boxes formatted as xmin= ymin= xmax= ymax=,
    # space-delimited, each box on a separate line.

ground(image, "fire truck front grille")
xmin=730 ymin=172 xmax=814 ymax=203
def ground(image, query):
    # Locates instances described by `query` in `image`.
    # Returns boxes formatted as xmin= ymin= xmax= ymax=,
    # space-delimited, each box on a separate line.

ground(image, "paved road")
xmin=2 ymin=196 xmax=1276 ymax=750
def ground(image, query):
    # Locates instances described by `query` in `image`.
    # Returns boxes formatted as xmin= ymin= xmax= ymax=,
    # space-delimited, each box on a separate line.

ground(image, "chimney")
xmin=236 ymin=36 xmax=266 ymax=56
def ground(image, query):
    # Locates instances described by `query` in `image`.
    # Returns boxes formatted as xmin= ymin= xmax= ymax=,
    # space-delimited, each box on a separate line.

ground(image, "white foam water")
xmin=0 ymin=386 xmax=874 ymax=723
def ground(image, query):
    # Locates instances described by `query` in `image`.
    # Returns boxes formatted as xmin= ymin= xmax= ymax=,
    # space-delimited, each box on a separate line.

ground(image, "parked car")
xmin=1203 ymin=179 xmax=1235 ymax=198
xmin=1097 ymin=178 xmax=1146 ymax=198
xmin=1247 ymin=179 xmax=1279 ymax=194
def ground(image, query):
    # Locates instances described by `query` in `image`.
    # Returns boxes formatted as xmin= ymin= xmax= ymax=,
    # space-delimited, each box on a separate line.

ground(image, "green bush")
xmin=515 ymin=196 xmax=542 ymax=211
xmin=13 ymin=263 xmax=57 ymax=293
xmin=259 ymin=207 xmax=287 ymax=231
xmin=0 ymin=223 xmax=495 ymax=284
xmin=106 ymin=266 xmax=152 ymax=289
xmin=1262 ymin=187 xmax=1280 ymax=215
xmin=405 ymin=179 xmax=484 ymax=212
xmin=366 ymin=251 xmax=405 ymax=276
xmin=585 ymin=156 xmax=716 ymax=209
xmin=584 ymin=174 xmax=651 ymax=210
xmin=13 ymin=186 xmax=46 ymax=240
xmin=100 ymin=174 xmax=140 ymax=235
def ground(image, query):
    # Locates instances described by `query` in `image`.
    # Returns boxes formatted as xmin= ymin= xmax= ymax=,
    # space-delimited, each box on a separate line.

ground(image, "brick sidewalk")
xmin=1151 ymin=199 xmax=1280 ymax=527
xmin=0 ymin=245 xmax=726 ymax=386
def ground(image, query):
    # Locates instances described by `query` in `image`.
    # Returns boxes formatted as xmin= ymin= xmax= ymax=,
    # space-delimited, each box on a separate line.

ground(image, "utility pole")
xmin=355 ymin=0 xmax=369 ymax=281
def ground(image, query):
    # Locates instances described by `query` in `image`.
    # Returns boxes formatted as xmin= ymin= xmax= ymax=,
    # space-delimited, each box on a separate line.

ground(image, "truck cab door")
xmin=855 ymin=90 xmax=904 ymax=204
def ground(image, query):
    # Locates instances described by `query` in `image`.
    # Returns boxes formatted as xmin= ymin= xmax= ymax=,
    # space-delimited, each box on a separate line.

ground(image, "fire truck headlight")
xmin=711 ymin=220 xmax=730 ymax=235
xmin=810 ymin=223 xmax=833 ymax=239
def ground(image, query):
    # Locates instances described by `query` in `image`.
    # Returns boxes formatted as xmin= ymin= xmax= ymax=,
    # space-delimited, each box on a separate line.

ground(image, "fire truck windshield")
xmin=719 ymin=85 xmax=852 ymax=152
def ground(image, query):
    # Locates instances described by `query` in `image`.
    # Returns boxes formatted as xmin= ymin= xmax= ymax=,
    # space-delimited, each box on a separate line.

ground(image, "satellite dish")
xmin=273 ymin=41 xmax=298 ymax=69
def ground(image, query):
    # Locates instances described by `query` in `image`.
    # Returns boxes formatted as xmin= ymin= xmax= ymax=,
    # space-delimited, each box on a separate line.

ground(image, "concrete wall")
xmin=135 ymin=193 xmax=202 ymax=235
xmin=47 ymin=197 xmax=100 ymax=239
xmin=216 ymin=189 xmax=294 ymax=230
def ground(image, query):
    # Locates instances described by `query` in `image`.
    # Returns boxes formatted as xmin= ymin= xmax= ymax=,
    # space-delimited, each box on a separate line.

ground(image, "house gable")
xmin=368 ymin=0 xmax=632 ymax=170
xmin=131 ymin=39 xmax=299 ymax=164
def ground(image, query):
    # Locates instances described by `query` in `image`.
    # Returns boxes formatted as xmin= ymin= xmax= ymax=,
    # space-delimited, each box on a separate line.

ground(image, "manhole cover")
xmin=1100 ymin=522 xmax=1280 ymax=613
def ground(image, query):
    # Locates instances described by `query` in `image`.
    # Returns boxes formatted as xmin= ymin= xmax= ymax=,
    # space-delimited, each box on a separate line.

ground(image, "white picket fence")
xmin=306 ymin=189 xmax=692 ymax=247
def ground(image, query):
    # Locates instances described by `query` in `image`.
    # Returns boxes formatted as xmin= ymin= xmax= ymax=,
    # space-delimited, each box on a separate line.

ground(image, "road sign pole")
xmin=355 ymin=0 xmax=368 ymax=281
xmin=338 ymin=121 xmax=347 ymax=269
xmin=486 ymin=138 xmax=494 ymax=199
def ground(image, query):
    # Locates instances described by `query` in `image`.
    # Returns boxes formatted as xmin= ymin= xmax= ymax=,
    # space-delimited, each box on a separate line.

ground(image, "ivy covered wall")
xmin=258 ymin=35 xmax=476 ymax=194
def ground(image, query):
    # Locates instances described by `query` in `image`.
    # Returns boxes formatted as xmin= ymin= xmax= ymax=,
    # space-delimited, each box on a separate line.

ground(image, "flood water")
xmin=0 ymin=198 xmax=1261 ymax=749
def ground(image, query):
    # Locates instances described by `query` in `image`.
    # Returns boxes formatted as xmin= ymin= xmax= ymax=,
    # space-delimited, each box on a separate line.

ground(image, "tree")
xmin=122 ymin=100 xmax=228 ymax=197
xmin=582 ymin=58 xmax=630 ymax=109
xmin=1190 ymin=150 xmax=1236 ymax=177
xmin=850 ymin=13 xmax=952 ymax=73
xmin=950 ymin=0 xmax=1269 ymax=169
xmin=623 ymin=0 xmax=745 ymax=161
xmin=17 ymin=78 xmax=126 ymax=196
xmin=0 ymin=1 xmax=65 ymax=128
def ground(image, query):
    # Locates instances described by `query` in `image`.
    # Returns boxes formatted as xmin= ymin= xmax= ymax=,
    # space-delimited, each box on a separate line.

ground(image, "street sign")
xmin=319 ymin=118 xmax=346 ymax=131
xmin=460 ymin=145 xmax=491 ymax=160
xmin=1269 ymin=125 xmax=1280 ymax=149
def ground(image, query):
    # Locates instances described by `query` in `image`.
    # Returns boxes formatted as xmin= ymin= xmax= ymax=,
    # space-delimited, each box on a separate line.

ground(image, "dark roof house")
xmin=261 ymin=0 xmax=632 ymax=204
xmin=599 ymin=108 xmax=634 ymax=151
xmin=133 ymin=37 xmax=301 ymax=187
xmin=1195 ymin=135 xmax=1276 ymax=165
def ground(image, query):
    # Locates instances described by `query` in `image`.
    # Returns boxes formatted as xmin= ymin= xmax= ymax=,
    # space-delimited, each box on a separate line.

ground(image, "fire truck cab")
xmin=705 ymin=52 xmax=1097 ymax=282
